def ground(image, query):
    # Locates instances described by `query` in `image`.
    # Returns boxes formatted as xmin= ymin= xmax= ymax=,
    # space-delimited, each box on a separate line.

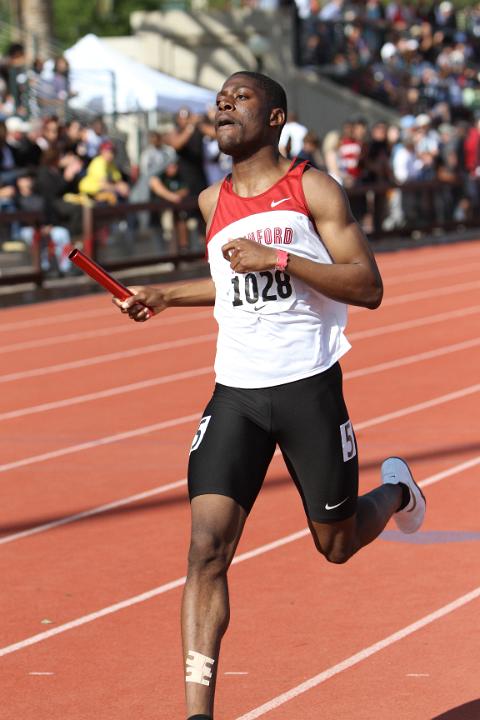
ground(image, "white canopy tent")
xmin=65 ymin=34 xmax=216 ymax=115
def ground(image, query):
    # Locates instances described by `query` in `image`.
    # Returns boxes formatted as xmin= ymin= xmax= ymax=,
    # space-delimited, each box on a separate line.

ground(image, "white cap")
xmin=439 ymin=1 xmax=453 ymax=13
xmin=5 ymin=116 xmax=27 ymax=133
xmin=415 ymin=113 xmax=431 ymax=128
xmin=380 ymin=42 xmax=396 ymax=61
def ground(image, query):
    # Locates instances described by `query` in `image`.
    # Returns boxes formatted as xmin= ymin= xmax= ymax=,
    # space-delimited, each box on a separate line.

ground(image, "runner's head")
xmin=215 ymin=71 xmax=287 ymax=158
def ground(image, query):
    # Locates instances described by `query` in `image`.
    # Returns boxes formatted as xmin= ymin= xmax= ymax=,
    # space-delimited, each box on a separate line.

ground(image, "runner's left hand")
xmin=222 ymin=238 xmax=277 ymax=273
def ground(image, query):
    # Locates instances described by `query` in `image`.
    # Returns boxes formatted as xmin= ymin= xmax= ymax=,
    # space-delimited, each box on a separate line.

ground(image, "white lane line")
xmin=0 ymin=333 xmax=216 ymax=385
xmin=387 ymin=261 xmax=480 ymax=287
xmin=1 ymin=301 xmax=478 ymax=394
xmin=0 ymin=281 xmax=480 ymax=354
xmin=0 ymin=310 xmax=213 ymax=353
xmin=0 ymin=456 xmax=477 ymax=657
xmin=0 ymin=367 xmax=212 ymax=422
xmin=378 ymin=246 xmax=480 ymax=273
xmin=0 ymin=305 xmax=211 ymax=333
xmin=0 ymin=528 xmax=310 ymax=658
xmin=355 ymin=382 xmax=480 ymax=431
xmin=348 ymin=305 xmax=480 ymax=341
xmin=345 ymin=337 xmax=480 ymax=380
xmin=2 ymin=451 xmax=475 ymax=548
xmin=235 ymin=587 xmax=480 ymax=720
xmin=0 ymin=477 xmax=188 ymax=546
xmin=1 ymin=381 xmax=480 ymax=475
xmin=381 ymin=279 xmax=480 ymax=307
xmin=0 ymin=307 xmax=112 ymax=332
xmin=349 ymin=279 xmax=480 ymax=315
xmin=0 ymin=413 xmax=200 ymax=474
xmin=0 ymin=257 xmax=476 ymax=337
xmin=4 ymin=332 xmax=480 ymax=422
xmin=418 ymin=455 xmax=480 ymax=488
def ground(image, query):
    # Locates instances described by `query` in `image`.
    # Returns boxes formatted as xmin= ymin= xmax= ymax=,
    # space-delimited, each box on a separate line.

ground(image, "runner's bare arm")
xmin=112 ymin=182 xmax=223 ymax=321
xmin=291 ymin=168 xmax=383 ymax=308
xmin=222 ymin=170 xmax=383 ymax=310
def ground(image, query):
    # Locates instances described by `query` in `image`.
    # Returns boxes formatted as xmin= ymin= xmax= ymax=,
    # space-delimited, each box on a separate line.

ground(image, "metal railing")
xmin=0 ymin=177 xmax=478 ymax=287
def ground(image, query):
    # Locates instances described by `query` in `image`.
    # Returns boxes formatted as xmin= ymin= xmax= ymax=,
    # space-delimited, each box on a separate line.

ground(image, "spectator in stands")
xmin=78 ymin=140 xmax=129 ymax=204
xmin=431 ymin=1 xmax=457 ymax=39
xmin=62 ymin=119 xmax=88 ymax=164
xmin=435 ymin=123 xmax=465 ymax=222
xmin=337 ymin=116 xmax=367 ymax=187
xmin=385 ymin=0 xmax=414 ymax=29
xmin=0 ymin=119 xmax=20 ymax=188
xmin=279 ymin=111 xmax=308 ymax=158
xmin=363 ymin=120 xmax=394 ymax=232
xmin=84 ymin=117 xmax=108 ymax=160
xmin=36 ymin=148 xmax=84 ymax=239
xmin=5 ymin=116 xmax=42 ymax=168
xmin=0 ymin=42 xmax=26 ymax=103
xmin=322 ymin=129 xmax=342 ymax=183
xmin=163 ymin=108 xmax=208 ymax=199
xmin=149 ymin=159 xmax=191 ymax=252
xmin=36 ymin=116 xmax=61 ymax=153
xmin=319 ymin=0 xmax=344 ymax=22
xmin=201 ymin=106 xmax=232 ymax=185
xmin=414 ymin=114 xmax=439 ymax=158
xmin=129 ymin=130 xmax=177 ymax=231
xmin=362 ymin=0 xmax=386 ymax=55
xmin=140 ymin=131 xmax=177 ymax=181
xmin=13 ymin=171 xmax=72 ymax=276
xmin=298 ymin=130 xmax=325 ymax=169
xmin=163 ymin=107 xmax=208 ymax=248
xmin=52 ymin=57 xmax=73 ymax=104
xmin=391 ymin=127 xmax=422 ymax=226
xmin=464 ymin=114 xmax=480 ymax=212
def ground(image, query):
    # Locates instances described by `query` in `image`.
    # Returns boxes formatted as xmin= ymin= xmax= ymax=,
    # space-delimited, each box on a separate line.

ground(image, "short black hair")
xmin=229 ymin=71 xmax=288 ymax=120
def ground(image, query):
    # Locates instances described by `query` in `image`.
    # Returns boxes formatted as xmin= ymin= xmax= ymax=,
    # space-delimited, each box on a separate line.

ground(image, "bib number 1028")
xmin=231 ymin=270 xmax=293 ymax=307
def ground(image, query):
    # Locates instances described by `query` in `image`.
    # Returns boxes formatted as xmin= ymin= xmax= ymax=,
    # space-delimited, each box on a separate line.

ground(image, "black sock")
xmin=187 ymin=715 xmax=212 ymax=720
xmin=397 ymin=482 xmax=411 ymax=511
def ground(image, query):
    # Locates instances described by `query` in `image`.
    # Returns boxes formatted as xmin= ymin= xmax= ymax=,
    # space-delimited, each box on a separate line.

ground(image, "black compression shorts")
xmin=187 ymin=362 xmax=358 ymax=523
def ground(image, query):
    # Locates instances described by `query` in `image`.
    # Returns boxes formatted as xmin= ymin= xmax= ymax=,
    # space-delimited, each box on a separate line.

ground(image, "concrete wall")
xmin=103 ymin=8 xmax=399 ymax=138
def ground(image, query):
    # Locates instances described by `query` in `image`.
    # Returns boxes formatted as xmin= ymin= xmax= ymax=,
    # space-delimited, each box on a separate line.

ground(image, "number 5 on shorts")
xmin=190 ymin=416 xmax=211 ymax=453
xmin=340 ymin=419 xmax=356 ymax=462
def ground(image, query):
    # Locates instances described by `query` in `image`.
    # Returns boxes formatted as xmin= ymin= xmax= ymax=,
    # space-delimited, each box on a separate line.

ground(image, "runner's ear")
xmin=270 ymin=108 xmax=285 ymax=130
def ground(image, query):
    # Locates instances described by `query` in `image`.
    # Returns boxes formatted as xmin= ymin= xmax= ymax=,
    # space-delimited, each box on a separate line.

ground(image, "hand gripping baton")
xmin=68 ymin=249 xmax=153 ymax=318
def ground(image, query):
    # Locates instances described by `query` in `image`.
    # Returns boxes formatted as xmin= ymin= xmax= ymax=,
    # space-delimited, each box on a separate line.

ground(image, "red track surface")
xmin=1 ymin=240 xmax=479 ymax=720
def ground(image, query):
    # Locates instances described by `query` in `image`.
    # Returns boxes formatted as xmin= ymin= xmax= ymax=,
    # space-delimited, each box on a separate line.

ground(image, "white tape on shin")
xmin=185 ymin=650 xmax=215 ymax=686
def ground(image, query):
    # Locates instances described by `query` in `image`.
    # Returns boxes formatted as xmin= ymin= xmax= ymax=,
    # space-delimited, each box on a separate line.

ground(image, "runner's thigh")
xmin=273 ymin=363 xmax=358 ymax=523
xmin=188 ymin=384 xmax=276 ymax=515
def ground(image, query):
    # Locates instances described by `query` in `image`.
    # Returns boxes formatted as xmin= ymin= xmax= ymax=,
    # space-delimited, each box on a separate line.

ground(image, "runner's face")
xmin=215 ymin=76 xmax=272 ymax=157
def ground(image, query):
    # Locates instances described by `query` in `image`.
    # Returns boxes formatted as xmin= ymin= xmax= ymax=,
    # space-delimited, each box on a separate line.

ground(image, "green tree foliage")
xmin=52 ymin=0 xmax=162 ymax=47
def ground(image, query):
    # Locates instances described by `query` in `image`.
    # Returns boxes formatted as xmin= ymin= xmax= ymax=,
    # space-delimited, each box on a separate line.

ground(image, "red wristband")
xmin=275 ymin=249 xmax=289 ymax=272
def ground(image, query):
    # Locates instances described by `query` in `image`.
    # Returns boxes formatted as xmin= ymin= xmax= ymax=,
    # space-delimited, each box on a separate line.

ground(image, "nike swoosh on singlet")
xmin=325 ymin=497 xmax=350 ymax=510
xmin=270 ymin=197 xmax=291 ymax=208
xmin=254 ymin=304 xmax=266 ymax=312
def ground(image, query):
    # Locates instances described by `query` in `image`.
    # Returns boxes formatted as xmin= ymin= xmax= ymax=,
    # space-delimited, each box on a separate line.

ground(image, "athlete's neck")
xmin=230 ymin=146 xmax=291 ymax=198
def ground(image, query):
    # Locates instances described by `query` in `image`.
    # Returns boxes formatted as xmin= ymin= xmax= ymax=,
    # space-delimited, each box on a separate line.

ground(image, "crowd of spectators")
xmin=0 ymin=92 xmax=231 ymax=272
xmin=2 ymin=21 xmax=480 ymax=276
xmin=295 ymin=0 xmax=480 ymax=119
xmin=280 ymin=108 xmax=480 ymax=234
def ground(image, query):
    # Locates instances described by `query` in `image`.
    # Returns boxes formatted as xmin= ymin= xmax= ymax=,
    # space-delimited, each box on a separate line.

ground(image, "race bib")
xmin=228 ymin=270 xmax=296 ymax=315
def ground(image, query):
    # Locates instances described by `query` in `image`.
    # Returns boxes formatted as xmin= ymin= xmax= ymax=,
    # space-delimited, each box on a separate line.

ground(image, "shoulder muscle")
xmin=198 ymin=180 xmax=223 ymax=228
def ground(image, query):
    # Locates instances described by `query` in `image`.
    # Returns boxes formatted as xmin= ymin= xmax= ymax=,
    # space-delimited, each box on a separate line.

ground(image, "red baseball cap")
xmin=100 ymin=140 xmax=115 ymax=152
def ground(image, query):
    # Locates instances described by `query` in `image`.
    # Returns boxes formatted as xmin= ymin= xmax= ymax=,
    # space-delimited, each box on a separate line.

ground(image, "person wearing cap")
xmin=432 ymin=1 xmax=457 ymax=38
xmin=414 ymin=114 xmax=439 ymax=157
xmin=78 ymin=140 xmax=129 ymax=203
xmin=5 ymin=116 xmax=41 ymax=168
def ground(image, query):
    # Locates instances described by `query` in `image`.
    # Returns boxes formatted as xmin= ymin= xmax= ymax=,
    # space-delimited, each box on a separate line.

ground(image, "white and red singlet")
xmin=207 ymin=159 xmax=351 ymax=388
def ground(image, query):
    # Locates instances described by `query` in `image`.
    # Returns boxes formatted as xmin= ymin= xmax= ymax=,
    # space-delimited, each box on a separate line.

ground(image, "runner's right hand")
xmin=112 ymin=286 xmax=167 ymax=321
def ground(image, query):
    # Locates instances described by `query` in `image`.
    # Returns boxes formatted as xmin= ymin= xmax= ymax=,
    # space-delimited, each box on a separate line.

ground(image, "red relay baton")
xmin=68 ymin=249 xmax=153 ymax=318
